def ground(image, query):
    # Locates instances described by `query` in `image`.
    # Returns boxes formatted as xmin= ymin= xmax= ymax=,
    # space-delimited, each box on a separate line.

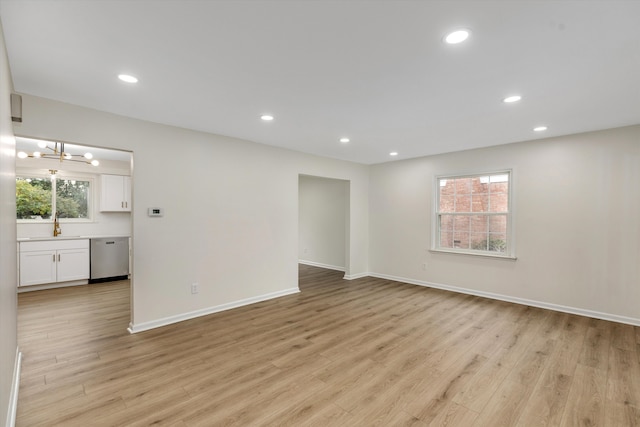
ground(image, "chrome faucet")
xmin=53 ymin=212 xmax=62 ymax=237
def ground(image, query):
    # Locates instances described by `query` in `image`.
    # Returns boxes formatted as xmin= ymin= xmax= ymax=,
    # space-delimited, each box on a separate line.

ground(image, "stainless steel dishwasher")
xmin=90 ymin=237 xmax=129 ymax=283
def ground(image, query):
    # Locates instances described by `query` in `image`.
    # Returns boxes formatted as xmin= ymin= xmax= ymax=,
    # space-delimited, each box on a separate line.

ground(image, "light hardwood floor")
xmin=17 ymin=265 xmax=640 ymax=426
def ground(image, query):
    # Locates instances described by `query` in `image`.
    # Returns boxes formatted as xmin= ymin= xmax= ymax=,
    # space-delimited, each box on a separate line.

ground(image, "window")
xmin=434 ymin=171 xmax=513 ymax=257
xmin=17 ymin=171 xmax=92 ymax=221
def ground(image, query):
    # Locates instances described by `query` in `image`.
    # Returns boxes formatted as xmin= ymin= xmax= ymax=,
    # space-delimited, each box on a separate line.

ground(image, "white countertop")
xmin=18 ymin=235 xmax=130 ymax=242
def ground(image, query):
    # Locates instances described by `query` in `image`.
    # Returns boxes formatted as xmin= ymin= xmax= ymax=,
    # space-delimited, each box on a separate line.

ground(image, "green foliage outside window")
xmin=471 ymin=237 xmax=506 ymax=252
xmin=16 ymin=175 xmax=90 ymax=220
xmin=16 ymin=178 xmax=52 ymax=219
xmin=56 ymin=179 xmax=88 ymax=218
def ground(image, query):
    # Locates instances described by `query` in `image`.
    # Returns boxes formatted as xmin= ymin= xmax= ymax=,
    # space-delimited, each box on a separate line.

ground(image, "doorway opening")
xmin=298 ymin=174 xmax=350 ymax=281
xmin=15 ymin=135 xmax=134 ymax=329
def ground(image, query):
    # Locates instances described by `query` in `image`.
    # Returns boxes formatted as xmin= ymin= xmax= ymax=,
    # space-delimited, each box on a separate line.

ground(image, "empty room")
xmin=0 ymin=1 xmax=639 ymax=426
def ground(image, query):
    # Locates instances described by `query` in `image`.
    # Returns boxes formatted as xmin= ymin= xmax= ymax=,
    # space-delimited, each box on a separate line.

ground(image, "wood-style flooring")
xmin=17 ymin=265 xmax=640 ymax=426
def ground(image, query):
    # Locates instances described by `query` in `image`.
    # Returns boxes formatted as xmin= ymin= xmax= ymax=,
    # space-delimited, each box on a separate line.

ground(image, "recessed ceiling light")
xmin=503 ymin=95 xmax=522 ymax=103
xmin=339 ymin=137 xmax=350 ymax=143
xmin=533 ymin=126 xmax=548 ymax=132
xmin=260 ymin=115 xmax=274 ymax=121
xmin=444 ymin=29 xmax=470 ymax=44
xmin=118 ymin=74 xmax=138 ymax=83
xmin=17 ymin=151 xmax=28 ymax=159
xmin=389 ymin=152 xmax=398 ymax=156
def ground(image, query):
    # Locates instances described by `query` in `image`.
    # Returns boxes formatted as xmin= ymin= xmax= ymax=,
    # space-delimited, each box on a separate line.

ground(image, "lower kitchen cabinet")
xmin=19 ymin=239 xmax=90 ymax=287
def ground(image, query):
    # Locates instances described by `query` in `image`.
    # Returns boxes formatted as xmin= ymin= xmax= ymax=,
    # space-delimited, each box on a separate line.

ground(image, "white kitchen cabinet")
xmin=19 ymin=250 xmax=57 ymax=286
xmin=100 ymin=174 xmax=131 ymax=212
xmin=19 ymin=239 xmax=90 ymax=287
xmin=56 ymin=248 xmax=91 ymax=282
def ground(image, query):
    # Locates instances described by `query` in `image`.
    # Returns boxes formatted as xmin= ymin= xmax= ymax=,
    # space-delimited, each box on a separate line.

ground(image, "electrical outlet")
xmin=303 ymin=248 xmax=308 ymax=254
xmin=191 ymin=283 xmax=199 ymax=294
xmin=422 ymin=262 xmax=428 ymax=270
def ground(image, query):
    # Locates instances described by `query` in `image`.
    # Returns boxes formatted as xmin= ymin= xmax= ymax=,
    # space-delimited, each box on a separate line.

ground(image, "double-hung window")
xmin=434 ymin=171 xmax=514 ymax=258
xmin=16 ymin=171 xmax=92 ymax=221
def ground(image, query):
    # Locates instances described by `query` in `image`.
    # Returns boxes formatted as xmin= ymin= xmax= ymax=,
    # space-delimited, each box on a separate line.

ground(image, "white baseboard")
xmin=343 ymin=272 xmax=369 ymax=280
xmin=17 ymin=279 xmax=88 ymax=293
xmin=6 ymin=348 xmax=21 ymax=427
xmin=298 ymin=259 xmax=345 ymax=272
xmin=128 ymin=287 xmax=300 ymax=333
xmin=369 ymin=272 xmax=640 ymax=327
xmin=297 ymin=260 xmax=370 ymax=280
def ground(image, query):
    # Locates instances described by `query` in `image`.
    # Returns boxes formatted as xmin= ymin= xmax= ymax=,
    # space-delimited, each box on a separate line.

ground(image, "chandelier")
xmin=17 ymin=140 xmax=100 ymax=166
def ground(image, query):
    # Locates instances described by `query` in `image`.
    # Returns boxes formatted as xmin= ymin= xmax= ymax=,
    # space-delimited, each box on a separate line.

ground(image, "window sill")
xmin=430 ymin=248 xmax=517 ymax=260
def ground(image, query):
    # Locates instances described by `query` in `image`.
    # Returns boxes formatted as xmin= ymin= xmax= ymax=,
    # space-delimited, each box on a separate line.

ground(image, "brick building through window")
xmin=436 ymin=172 xmax=510 ymax=255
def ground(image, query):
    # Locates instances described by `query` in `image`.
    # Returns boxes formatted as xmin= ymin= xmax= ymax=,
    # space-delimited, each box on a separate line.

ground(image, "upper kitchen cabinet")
xmin=100 ymin=174 xmax=131 ymax=212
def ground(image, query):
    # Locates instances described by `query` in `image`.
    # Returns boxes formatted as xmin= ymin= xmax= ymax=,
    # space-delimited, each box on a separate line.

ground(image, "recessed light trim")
xmin=260 ymin=115 xmax=274 ymax=121
xmin=118 ymin=74 xmax=138 ymax=83
xmin=339 ymin=137 xmax=350 ymax=143
xmin=533 ymin=126 xmax=548 ymax=132
xmin=503 ymin=95 xmax=522 ymax=103
xmin=444 ymin=29 xmax=470 ymax=44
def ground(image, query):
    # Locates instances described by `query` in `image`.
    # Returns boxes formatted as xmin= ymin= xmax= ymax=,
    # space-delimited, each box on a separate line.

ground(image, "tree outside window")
xmin=16 ymin=173 xmax=91 ymax=221
xmin=16 ymin=177 xmax=52 ymax=219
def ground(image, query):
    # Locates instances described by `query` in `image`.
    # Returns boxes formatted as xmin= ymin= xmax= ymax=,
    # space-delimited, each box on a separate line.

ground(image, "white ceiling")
xmin=1 ymin=1 xmax=639 ymax=165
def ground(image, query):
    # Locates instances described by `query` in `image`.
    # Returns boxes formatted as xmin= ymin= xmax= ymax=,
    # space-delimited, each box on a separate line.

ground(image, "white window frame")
xmin=16 ymin=168 xmax=95 ymax=223
xmin=432 ymin=169 xmax=516 ymax=259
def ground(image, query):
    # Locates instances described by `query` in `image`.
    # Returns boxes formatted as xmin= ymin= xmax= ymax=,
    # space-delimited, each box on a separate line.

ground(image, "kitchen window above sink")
xmin=17 ymin=169 xmax=93 ymax=222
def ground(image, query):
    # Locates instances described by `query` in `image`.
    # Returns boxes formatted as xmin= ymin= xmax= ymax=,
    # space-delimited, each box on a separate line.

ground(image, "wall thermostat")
xmin=148 ymin=207 xmax=164 ymax=217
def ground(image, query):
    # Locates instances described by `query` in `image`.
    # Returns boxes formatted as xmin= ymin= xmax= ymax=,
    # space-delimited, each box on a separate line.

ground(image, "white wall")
xmin=298 ymin=175 xmax=347 ymax=271
xmin=16 ymin=156 xmax=131 ymax=239
xmin=0 ymin=20 xmax=18 ymax=427
xmin=16 ymin=94 xmax=370 ymax=330
xmin=369 ymin=125 xmax=640 ymax=324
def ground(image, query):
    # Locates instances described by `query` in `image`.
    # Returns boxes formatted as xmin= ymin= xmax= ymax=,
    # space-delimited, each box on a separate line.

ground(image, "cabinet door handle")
xmin=58 ymin=254 xmax=61 ymax=262
xmin=53 ymin=254 xmax=56 ymax=262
